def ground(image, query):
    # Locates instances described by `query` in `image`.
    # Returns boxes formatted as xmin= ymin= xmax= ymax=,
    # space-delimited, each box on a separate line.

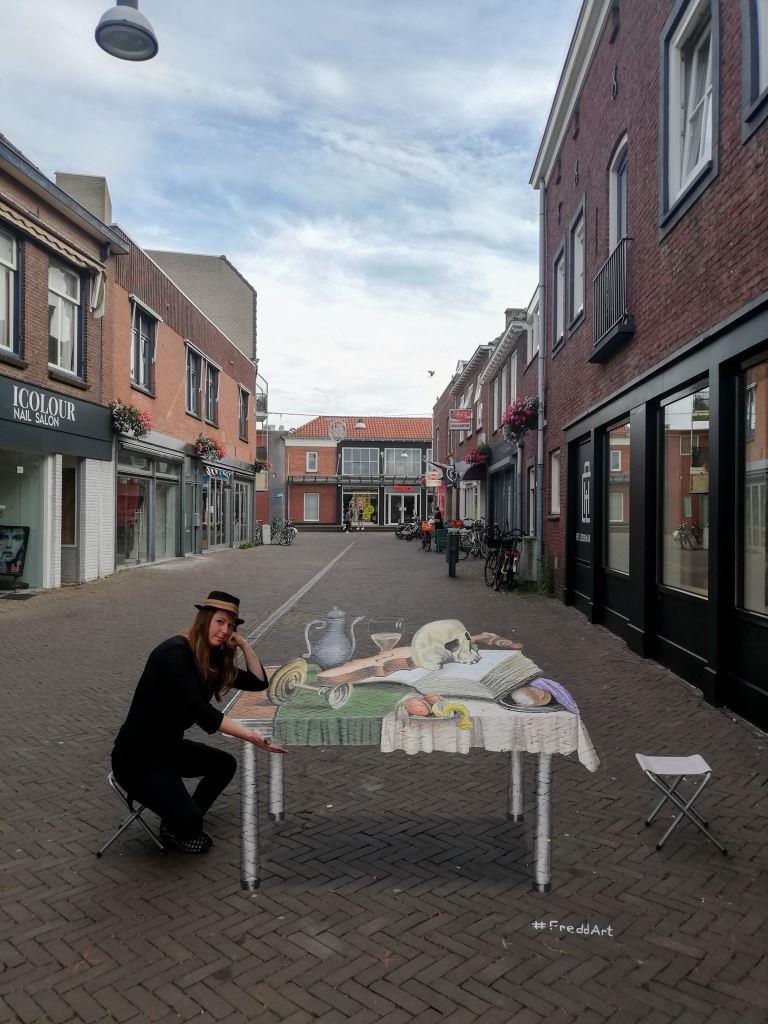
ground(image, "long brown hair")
xmin=185 ymin=608 xmax=239 ymax=700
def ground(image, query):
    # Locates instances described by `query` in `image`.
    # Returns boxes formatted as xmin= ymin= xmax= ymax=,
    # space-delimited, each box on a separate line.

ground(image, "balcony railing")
xmin=254 ymin=391 xmax=267 ymax=420
xmin=590 ymin=236 xmax=635 ymax=362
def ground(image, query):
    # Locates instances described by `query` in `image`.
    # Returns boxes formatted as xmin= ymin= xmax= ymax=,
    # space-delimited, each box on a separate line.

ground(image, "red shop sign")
xmin=393 ymin=485 xmax=415 ymax=492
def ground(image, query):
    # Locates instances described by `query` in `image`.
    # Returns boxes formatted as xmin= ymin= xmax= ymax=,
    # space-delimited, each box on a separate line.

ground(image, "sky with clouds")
xmin=2 ymin=0 xmax=581 ymax=426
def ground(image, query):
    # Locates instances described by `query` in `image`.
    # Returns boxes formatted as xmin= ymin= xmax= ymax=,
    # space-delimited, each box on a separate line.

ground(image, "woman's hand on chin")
xmin=226 ymin=632 xmax=246 ymax=650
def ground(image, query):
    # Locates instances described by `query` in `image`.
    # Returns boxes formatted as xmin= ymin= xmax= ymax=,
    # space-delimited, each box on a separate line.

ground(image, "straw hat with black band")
xmin=194 ymin=591 xmax=245 ymax=625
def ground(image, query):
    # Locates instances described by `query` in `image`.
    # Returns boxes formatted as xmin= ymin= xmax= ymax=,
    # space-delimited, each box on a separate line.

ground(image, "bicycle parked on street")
xmin=674 ymin=521 xmax=704 ymax=549
xmin=271 ymin=517 xmax=299 ymax=545
xmin=484 ymin=528 xmax=523 ymax=590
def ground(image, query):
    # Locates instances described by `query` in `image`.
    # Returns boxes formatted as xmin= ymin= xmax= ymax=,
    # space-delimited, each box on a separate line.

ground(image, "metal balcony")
xmin=254 ymin=391 xmax=267 ymax=421
xmin=589 ymin=237 xmax=635 ymax=363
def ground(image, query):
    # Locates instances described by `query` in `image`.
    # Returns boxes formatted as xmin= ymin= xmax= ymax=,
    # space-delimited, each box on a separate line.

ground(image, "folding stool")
xmin=95 ymin=772 xmax=165 ymax=857
xmin=635 ymin=753 xmax=727 ymax=855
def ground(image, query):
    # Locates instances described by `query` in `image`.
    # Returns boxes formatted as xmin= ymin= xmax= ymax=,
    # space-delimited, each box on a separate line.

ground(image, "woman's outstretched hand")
xmin=251 ymin=730 xmax=289 ymax=754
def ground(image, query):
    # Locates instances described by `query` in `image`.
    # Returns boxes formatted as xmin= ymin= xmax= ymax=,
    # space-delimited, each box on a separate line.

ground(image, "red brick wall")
xmin=539 ymin=0 xmax=768 ymax=593
xmin=108 ymin=234 xmax=256 ymax=465
xmin=289 ymin=483 xmax=337 ymax=524
xmin=285 ymin=444 xmax=338 ymax=475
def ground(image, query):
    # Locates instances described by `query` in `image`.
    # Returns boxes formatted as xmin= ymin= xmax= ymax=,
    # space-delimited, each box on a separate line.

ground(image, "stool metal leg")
xmin=647 ymin=772 xmax=727 ymax=855
xmin=96 ymin=774 xmax=165 ymax=857
xmin=96 ymin=808 xmax=143 ymax=857
xmin=507 ymin=751 xmax=524 ymax=822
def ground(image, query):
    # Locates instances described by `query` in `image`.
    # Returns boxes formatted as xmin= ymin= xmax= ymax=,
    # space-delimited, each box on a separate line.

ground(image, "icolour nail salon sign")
xmin=0 ymin=374 xmax=113 ymax=460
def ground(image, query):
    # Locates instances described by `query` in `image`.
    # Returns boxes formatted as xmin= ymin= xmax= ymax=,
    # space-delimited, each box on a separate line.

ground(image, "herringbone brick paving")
xmin=1 ymin=534 xmax=767 ymax=1022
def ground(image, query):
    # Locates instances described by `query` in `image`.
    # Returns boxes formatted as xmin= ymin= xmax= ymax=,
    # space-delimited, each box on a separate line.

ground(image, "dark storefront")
xmin=564 ymin=297 xmax=768 ymax=730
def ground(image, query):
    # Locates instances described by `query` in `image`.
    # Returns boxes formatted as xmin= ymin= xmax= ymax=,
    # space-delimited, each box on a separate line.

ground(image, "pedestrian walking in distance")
xmin=342 ymin=507 xmax=352 ymax=533
xmin=111 ymin=591 xmax=288 ymax=854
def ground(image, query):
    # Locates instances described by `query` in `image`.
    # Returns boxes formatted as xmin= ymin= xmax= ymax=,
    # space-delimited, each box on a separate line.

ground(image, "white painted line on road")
xmin=223 ymin=541 xmax=356 ymax=714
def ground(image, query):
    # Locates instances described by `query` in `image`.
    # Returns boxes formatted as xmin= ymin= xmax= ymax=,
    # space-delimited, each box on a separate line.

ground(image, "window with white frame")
xmin=465 ymin=384 xmax=474 ymax=436
xmin=384 ymin=448 xmax=421 ymax=476
xmin=610 ymin=449 xmax=622 ymax=472
xmin=570 ymin=211 xmax=585 ymax=322
xmin=553 ymin=250 xmax=565 ymax=347
xmin=425 ymin=448 xmax=432 ymax=470
xmin=527 ymin=303 xmax=540 ymax=364
xmin=758 ymin=0 xmax=768 ymax=94
xmin=434 ymin=428 xmax=440 ymax=462
xmin=131 ymin=305 xmax=156 ymax=391
xmin=475 ymin=396 xmax=483 ymax=433
xmin=609 ymin=492 xmax=624 ymax=522
xmin=304 ymin=492 xmax=320 ymax=522
xmin=306 ymin=451 xmax=318 ymax=472
xmin=609 ymin=137 xmax=629 ymax=253
xmin=48 ymin=261 xmax=81 ymax=375
xmin=205 ymin=363 xmax=219 ymax=424
xmin=238 ymin=388 xmax=249 ymax=441
xmin=744 ymin=0 xmax=768 ymax=137
xmin=666 ymin=0 xmax=714 ymax=204
xmin=550 ymin=450 xmax=560 ymax=514
xmin=509 ymin=352 xmax=518 ymax=405
xmin=342 ymin=447 xmax=379 ymax=476
xmin=185 ymin=346 xmax=202 ymax=416
xmin=500 ymin=365 xmax=508 ymax=425
xmin=493 ymin=377 xmax=500 ymax=432
xmin=0 ymin=227 xmax=18 ymax=354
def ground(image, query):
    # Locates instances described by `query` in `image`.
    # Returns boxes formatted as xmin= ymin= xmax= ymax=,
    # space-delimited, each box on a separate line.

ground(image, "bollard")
xmin=447 ymin=529 xmax=459 ymax=577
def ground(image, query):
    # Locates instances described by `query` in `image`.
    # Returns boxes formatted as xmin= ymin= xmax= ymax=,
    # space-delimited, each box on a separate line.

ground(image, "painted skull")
xmin=411 ymin=619 xmax=480 ymax=671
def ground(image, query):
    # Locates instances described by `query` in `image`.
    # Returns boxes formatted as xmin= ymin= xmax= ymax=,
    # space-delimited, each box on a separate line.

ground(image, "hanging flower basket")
xmin=109 ymin=400 xmax=152 ymax=440
xmin=254 ymin=458 xmax=273 ymax=473
xmin=501 ymin=396 xmax=539 ymax=445
xmin=194 ymin=433 xmax=227 ymax=461
xmin=466 ymin=442 xmax=492 ymax=465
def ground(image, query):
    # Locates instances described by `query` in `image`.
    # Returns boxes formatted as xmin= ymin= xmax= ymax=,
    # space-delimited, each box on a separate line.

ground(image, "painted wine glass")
xmin=368 ymin=617 xmax=404 ymax=654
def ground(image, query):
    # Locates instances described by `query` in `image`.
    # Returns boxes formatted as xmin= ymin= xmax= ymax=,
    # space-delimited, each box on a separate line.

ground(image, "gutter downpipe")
xmin=535 ymin=176 xmax=547 ymax=584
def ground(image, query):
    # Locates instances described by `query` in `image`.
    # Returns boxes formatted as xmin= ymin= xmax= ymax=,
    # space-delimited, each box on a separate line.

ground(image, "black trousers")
xmin=112 ymin=740 xmax=237 ymax=839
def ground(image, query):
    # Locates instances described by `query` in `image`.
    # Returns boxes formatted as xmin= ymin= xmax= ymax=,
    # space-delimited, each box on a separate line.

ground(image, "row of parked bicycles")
xmin=394 ymin=515 xmax=524 ymax=590
xmin=253 ymin=518 xmax=299 ymax=545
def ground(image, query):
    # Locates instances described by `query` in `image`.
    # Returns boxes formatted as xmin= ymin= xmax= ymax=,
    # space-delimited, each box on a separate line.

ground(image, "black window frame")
xmin=552 ymin=240 xmax=566 ymax=355
xmin=205 ymin=363 xmax=220 ymax=426
xmin=185 ymin=345 xmax=202 ymax=418
xmin=238 ymin=386 xmax=249 ymax=441
xmin=130 ymin=304 xmax=156 ymax=396
xmin=658 ymin=0 xmax=720 ymax=238
xmin=568 ymin=197 xmax=587 ymax=331
xmin=742 ymin=0 xmax=768 ymax=140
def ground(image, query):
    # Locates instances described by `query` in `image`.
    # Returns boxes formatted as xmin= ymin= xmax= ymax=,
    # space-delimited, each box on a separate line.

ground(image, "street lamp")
xmin=95 ymin=0 xmax=158 ymax=61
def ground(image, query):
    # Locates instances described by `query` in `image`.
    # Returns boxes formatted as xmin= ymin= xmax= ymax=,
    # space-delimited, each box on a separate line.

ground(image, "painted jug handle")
xmin=303 ymin=619 xmax=325 ymax=659
xmin=348 ymin=615 xmax=365 ymax=657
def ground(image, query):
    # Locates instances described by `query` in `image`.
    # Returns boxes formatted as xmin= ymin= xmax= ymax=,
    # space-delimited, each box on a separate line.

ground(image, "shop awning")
xmin=205 ymin=466 xmax=231 ymax=480
xmin=453 ymin=459 xmax=487 ymax=482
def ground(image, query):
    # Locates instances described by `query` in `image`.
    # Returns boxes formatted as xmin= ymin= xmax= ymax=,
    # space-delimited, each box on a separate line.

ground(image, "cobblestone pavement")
xmin=1 ymin=534 xmax=767 ymax=1024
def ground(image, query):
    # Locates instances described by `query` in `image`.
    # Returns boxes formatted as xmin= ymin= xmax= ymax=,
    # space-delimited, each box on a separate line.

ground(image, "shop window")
xmin=569 ymin=207 xmax=585 ymax=324
xmin=661 ymin=386 xmax=709 ymax=597
xmin=550 ymin=450 xmax=560 ymax=515
xmin=342 ymin=447 xmax=379 ymax=476
xmin=661 ymin=0 xmax=718 ymax=224
xmin=606 ymin=422 xmax=630 ymax=573
xmin=131 ymin=305 xmax=156 ymax=392
xmin=742 ymin=0 xmax=768 ymax=138
xmin=205 ymin=364 xmax=219 ymax=425
xmin=61 ymin=465 xmax=77 ymax=546
xmin=306 ymin=451 xmax=318 ymax=472
xmin=48 ymin=260 xmax=81 ymax=376
xmin=185 ymin=346 xmax=202 ymax=417
xmin=304 ymin=492 xmax=320 ymax=522
xmin=0 ymin=227 xmax=19 ymax=355
xmin=742 ymin=360 xmax=768 ymax=615
xmin=239 ymin=388 xmax=249 ymax=441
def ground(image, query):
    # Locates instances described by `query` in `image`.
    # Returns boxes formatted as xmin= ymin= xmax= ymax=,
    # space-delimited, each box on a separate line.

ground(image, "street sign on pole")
xmin=449 ymin=408 xmax=472 ymax=430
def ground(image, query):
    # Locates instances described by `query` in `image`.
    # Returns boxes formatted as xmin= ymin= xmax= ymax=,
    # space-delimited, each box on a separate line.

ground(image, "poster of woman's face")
xmin=0 ymin=526 xmax=30 ymax=576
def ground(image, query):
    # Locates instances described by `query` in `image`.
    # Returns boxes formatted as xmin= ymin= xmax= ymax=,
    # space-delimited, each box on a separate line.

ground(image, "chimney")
xmin=55 ymin=173 xmax=112 ymax=225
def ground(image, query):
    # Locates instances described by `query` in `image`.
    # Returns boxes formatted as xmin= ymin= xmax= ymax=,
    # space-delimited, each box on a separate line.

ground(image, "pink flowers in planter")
xmin=501 ymin=396 xmax=539 ymax=444
xmin=466 ymin=443 xmax=492 ymax=465
xmin=194 ymin=433 xmax=227 ymax=461
xmin=109 ymin=400 xmax=153 ymax=439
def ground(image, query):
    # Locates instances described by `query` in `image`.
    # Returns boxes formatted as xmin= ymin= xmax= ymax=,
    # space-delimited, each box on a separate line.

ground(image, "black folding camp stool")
xmin=96 ymin=772 xmax=165 ymax=857
xmin=635 ymin=753 xmax=727 ymax=855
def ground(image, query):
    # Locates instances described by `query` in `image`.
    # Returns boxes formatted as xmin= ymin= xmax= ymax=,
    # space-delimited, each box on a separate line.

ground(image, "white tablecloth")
xmin=380 ymin=699 xmax=600 ymax=771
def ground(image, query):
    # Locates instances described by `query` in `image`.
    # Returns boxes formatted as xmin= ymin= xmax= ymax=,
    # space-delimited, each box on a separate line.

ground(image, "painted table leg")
xmin=240 ymin=740 xmax=260 ymax=891
xmin=507 ymin=750 xmax=524 ymax=821
xmin=268 ymin=750 xmax=284 ymax=821
xmin=532 ymin=753 xmax=553 ymax=893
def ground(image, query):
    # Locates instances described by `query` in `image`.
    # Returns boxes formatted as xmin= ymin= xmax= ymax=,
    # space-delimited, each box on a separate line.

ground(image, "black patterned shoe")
xmin=160 ymin=824 xmax=213 ymax=854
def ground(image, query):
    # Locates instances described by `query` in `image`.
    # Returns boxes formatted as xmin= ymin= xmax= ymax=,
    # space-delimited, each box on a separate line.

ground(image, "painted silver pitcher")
xmin=304 ymin=607 xmax=364 ymax=670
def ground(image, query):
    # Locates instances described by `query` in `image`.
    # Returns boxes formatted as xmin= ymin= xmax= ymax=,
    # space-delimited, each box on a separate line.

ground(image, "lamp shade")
xmin=95 ymin=1 xmax=158 ymax=61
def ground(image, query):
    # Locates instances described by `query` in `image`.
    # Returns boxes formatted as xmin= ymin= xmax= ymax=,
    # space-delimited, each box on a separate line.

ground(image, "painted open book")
xmin=375 ymin=649 xmax=542 ymax=702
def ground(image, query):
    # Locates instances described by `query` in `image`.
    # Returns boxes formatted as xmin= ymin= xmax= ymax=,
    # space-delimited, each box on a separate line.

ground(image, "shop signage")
xmin=0 ymin=375 xmax=112 ymax=461
xmin=393 ymin=484 xmax=415 ymax=492
xmin=449 ymin=408 xmax=472 ymax=430
xmin=205 ymin=466 xmax=231 ymax=480
xmin=425 ymin=470 xmax=442 ymax=487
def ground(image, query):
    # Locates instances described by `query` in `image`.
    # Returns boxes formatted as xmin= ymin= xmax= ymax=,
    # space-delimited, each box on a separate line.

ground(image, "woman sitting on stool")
xmin=111 ymin=590 xmax=287 ymax=854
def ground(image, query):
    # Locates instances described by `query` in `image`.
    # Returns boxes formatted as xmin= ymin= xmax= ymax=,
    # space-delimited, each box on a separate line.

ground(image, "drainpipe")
xmin=516 ymin=440 xmax=523 ymax=532
xmin=535 ymin=176 xmax=547 ymax=584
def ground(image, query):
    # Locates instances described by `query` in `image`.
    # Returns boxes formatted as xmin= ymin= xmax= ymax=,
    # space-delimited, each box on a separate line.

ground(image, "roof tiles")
xmin=291 ymin=416 xmax=432 ymax=441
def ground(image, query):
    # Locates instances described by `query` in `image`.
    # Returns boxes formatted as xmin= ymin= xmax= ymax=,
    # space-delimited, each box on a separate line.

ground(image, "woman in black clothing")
xmin=112 ymin=590 xmax=287 ymax=854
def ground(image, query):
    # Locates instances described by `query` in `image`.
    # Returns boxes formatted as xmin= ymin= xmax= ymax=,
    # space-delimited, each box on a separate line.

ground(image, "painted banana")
xmin=429 ymin=700 xmax=472 ymax=730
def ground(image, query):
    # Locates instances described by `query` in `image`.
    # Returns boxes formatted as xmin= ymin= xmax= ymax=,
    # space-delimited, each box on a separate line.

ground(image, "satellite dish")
xmin=328 ymin=419 xmax=347 ymax=442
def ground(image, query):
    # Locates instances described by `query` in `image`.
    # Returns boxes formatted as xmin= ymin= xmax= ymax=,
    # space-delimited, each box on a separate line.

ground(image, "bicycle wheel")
xmin=484 ymin=549 xmax=500 ymax=586
xmin=457 ymin=538 xmax=471 ymax=560
xmin=494 ymin=554 xmax=508 ymax=591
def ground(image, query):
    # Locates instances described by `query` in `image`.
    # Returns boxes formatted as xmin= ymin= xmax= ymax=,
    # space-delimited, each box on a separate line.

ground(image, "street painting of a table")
xmin=230 ymin=616 xmax=600 ymax=893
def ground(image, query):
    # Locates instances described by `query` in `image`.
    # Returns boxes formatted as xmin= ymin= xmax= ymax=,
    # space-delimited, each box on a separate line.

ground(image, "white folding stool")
xmin=95 ymin=772 xmax=165 ymax=857
xmin=635 ymin=754 xmax=727 ymax=855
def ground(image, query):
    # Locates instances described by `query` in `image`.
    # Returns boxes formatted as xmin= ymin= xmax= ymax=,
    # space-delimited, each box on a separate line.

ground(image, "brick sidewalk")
xmin=1 ymin=534 xmax=767 ymax=1023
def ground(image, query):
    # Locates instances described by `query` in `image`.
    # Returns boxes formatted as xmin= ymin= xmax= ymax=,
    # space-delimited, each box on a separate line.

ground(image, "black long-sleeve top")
xmin=112 ymin=636 xmax=268 ymax=769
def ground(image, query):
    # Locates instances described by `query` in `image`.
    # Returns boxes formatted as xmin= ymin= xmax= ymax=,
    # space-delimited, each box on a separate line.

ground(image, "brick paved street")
xmin=1 ymin=534 xmax=767 ymax=1024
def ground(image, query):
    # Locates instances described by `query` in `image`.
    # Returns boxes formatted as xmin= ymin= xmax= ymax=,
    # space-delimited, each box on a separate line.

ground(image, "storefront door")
xmin=569 ymin=436 xmax=594 ymax=614
xmin=387 ymin=492 xmax=418 ymax=524
xmin=232 ymin=480 xmax=252 ymax=546
xmin=202 ymin=476 xmax=229 ymax=549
